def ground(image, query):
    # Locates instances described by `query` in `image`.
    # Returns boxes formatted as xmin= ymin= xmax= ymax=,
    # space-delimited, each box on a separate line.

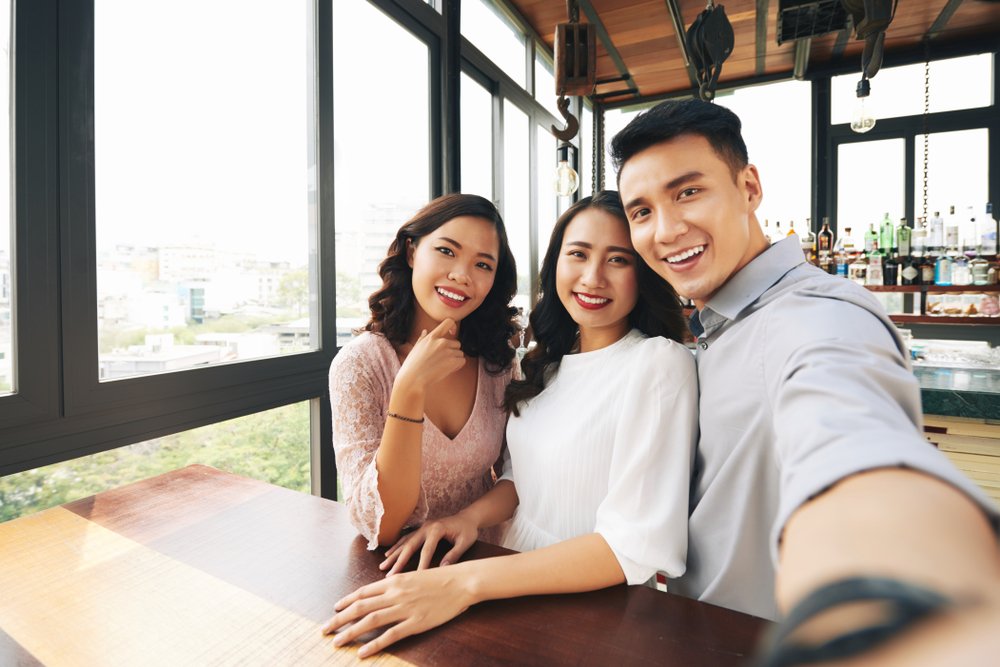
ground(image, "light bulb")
xmin=850 ymin=78 xmax=876 ymax=134
xmin=554 ymin=160 xmax=579 ymax=197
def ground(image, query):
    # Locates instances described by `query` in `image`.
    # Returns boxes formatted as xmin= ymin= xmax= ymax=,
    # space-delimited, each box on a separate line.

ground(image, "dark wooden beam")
xmin=755 ymin=0 xmax=769 ymax=75
xmin=927 ymin=0 xmax=965 ymax=40
xmin=578 ymin=0 xmax=640 ymax=98
xmin=663 ymin=0 xmax=700 ymax=88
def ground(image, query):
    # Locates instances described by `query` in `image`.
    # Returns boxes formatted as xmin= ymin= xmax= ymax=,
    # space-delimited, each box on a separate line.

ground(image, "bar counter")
xmin=916 ymin=365 xmax=1000 ymax=420
xmin=0 ymin=465 xmax=770 ymax=666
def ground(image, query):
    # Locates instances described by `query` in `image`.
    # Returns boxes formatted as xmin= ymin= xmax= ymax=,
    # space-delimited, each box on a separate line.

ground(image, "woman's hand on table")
xmin=321 ymin=565 xmax=477 ymax=657
xmin=379 ymin=512 xmax=479 ymax=575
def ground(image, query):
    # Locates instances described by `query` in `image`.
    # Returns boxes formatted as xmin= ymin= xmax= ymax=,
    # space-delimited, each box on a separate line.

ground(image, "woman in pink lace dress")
xmin=329 ymin=194 xmax=519 ymax=551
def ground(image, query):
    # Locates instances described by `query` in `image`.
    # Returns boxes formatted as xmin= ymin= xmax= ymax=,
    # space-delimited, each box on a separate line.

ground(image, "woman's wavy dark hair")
xmin=503 ymin=190 xmax=686 ymax=415
xmin=364 ymin=193 xmax=518 ymax=374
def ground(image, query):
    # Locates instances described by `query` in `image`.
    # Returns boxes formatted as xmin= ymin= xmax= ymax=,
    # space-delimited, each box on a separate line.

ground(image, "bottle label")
xmin=901 ymin=266 xmax=918 ymax=281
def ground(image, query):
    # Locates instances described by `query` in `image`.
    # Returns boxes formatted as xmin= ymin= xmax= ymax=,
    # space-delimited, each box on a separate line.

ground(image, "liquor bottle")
xmin=799 ymin=220 xmax=817 ymax=264
xmin=901 ymin=253 xmax=921 ymax=285
xmin=879 ymin=212 xmax=895 ymax=255
xmin=761 ymin=218 xmax=770 ymax=238
xmin=911 ymin=217 xmax=927 ymax=258
xmin=771 ymin=220 xmax=784 ymax=244
xmin=980 ymin=203 xmax=997 ymax=257
xmin=864 ymin=223 xmax=878 ymax=255
xmin=919 ymin=255 xmax=936 ymax=285
xmin=952 ymin=254 xmax=973 ymax=286
xmin=817 ymin=218 xmax=833 ymax=251
xmin=928 ymin=211 xmax=944 ymax=254
xmin=971 ymin=257 xmax=990 ymax=285
xmin=896 ymin=218 xmax=911 ymax=258
xmin=787 ymin=220 xmax=797 ymax=237
xmin=962 ymin=205 xmax=979 ymax=260
xmin=944 ymin=205 xmax=960 ymax=256
xmin=848 ymin=253 xmax=868 ymax=285
xmin=935 ymin=253 xmax=953 ymax=286
xmin=883 ymin=251 xmax=899 ymax=286
xmin=865 ymin=252 xmax=883 ymax=286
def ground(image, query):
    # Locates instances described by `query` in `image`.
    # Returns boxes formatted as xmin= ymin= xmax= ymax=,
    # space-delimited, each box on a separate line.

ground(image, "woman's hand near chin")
xmin=321 ymin=564 xmax=479 ymax=658
xmin=379 ymin=512 xmax=480 ymax=576
xmin=395 ymin=318 xmax=464 ymax=393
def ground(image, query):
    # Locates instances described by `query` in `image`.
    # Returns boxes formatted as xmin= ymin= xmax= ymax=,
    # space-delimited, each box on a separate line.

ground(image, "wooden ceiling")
xmin=506 ymin=0 xmax=1000 ymax=104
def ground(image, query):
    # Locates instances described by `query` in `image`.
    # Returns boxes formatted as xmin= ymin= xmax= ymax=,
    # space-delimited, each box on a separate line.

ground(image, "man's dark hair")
xmin=610 ymin=99 xmax=749 ymax=182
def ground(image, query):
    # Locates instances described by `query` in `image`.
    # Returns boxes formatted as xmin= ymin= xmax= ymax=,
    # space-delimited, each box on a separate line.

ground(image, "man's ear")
xmin=405 ymin=238 xmax=415 ymax=268
xmin=742 ymin=164 xmax=763 ymax=212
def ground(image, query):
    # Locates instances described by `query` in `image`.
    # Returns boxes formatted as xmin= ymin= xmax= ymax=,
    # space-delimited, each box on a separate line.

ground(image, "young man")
xmin=613 ymin=99 xmax=1000 ymax=662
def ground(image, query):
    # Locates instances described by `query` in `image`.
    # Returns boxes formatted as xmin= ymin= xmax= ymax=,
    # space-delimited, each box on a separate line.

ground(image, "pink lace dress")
xmin=329 ymin=332 xmax=511 ymax=549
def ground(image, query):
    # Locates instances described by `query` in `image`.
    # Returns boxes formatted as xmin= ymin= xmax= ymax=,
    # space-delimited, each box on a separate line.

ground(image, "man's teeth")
xmin=437 ymin=287 xmax=467 ymax=301
xmin=576 ymin=293 xmax=609 ymax=305
xmin=666 ymin=245 xmax=705 ymax=263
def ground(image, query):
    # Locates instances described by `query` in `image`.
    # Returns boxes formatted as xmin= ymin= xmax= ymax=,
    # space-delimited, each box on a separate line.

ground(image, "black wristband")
xmin=754 ymin=577 xmax=953 ymax=667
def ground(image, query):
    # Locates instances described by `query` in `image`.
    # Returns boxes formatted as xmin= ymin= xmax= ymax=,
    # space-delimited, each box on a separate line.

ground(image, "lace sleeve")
xmin=329 ymin=340 xmax=393 ymax=550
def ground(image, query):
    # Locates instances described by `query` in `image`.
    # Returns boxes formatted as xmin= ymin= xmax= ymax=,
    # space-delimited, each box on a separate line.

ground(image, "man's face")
xmin=618 ymin=134 xmax=767 ymax=309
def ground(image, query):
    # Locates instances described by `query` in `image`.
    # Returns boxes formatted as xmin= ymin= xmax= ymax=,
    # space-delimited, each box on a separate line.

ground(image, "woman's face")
xmin=555 ymin=208 xmax=639 ymax=347
xmin=407 ymin=215 xmax=500 ymax=333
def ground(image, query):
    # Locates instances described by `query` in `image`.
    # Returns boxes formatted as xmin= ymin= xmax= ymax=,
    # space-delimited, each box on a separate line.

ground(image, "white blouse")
xmin=501 ymin=329 xmax=697 ymax=585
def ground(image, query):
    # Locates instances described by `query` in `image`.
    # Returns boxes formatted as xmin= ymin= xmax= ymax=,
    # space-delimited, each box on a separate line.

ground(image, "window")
xmin=913 ymin=128 xmax=989 ymax=220
xmin=503 ymin=100 xmax=530 ymax=309
xmin=837 ymin=139 xmax=906 ymax=234
xmin=536 ymin=124 xmax=557 ymax=260
xmin=831 ymin=54 xmax=993 ymax=125
xmin=333 ymin=1 xmax=431 ymax=339
xmin=0 ymin=0 xmax=11 ymax=397
xmin=94 ymin=0 xmax=317 ymax=380
xmin=462 ymin=0 xmax=527 ymax=88
xmin=719 ymin=80 xmax=812 ymax=230
xmin=534 ymin=52 xmax=560 ymax=119
xmin=460 ymin=72 xmax=494 ymax=200
xmin=602 ymin=105 xmax=647 ymax=186
xmin=579 ymin=102 xmax=593 ymax=199
xmin=0 ymin=401 xmax=310 ymax=522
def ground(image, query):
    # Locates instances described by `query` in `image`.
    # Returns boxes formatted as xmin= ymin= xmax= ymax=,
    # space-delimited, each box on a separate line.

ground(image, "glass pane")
xmin=503 ymin=100 xmax=530 ymax=311
xmin=912 ymin=129 xmax=989 ymax=221
xmin=333 ymin=2 xmax=430 ymax=339
xmin=719 ymin=80 xmax=812 ymax=234
xmin=0 ymin=0 xmax=11 ymax=397
xmin=536 ymin=124 xmax=557 ymax=267
xmin=534 ymin=52 xmax=560 ymax=119
xmin=462 ymin=0 xmax=527 ymax=88
xmin=837 ymin=139 xmax=905 ymax=235
xmin=603 ymin=105 xmax=648 ymax=187
xmin=0 ymin=401 xmax=311 ymax=522
xmin=460 ymin=72 xmax=493 ymax=200
xmin=831 ymin=54 xmax=993 ymax=124
xmin=94 ymin=1 xmax=318 ymax=381
xmin=579 ymin=103 xmax=593 ymax=199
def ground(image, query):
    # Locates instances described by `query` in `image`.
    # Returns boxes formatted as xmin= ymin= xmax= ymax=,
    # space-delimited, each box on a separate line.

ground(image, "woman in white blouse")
xmin=323 ymin=191 xmax=698 ymax=658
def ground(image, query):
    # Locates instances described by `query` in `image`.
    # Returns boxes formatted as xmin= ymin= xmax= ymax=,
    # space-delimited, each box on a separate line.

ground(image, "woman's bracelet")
xmin=387 ymin=411 xmax=424 ymax=424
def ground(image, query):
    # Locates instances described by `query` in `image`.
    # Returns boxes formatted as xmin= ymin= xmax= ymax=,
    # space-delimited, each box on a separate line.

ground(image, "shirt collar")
xmin=702 ymin=236 xmax=806 ymax=324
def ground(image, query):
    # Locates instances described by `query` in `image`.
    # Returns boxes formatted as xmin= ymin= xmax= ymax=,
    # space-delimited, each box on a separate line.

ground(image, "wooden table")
xmin=0 ymin=465 xmax=769 ymax=666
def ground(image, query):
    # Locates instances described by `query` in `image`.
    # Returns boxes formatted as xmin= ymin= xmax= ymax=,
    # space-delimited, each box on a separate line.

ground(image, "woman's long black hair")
xmin=503 ymin=190 xmax=686 ymax=415
xmin=364 ymin=193 xmax=519 ymax=374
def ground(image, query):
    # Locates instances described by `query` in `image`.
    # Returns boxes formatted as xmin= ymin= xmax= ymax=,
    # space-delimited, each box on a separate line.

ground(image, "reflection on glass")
xmin=461 ymin=72 xmax=493 ymax=201
xmin=831 ymin=54 xmax=993 ymax=124
xmin=912 ymin=129 xmax=988 ymax=218
xmin=94 ymin=0 xmax=317 ymax=381
xmin=334 ymin=2 xmax=430 ymax=343
xmin=0 ymin=401 xmax=311 ymax=522
xmin=720 ymin=80 xmax=812 ymax=228
xmin=0 ymin=0 xmax=11 ymax=396
xmin=837 ymin=139 xmax=905 ymax=233
xmin=536 ymin=125 xmax=557 ymax=268
xmin=503 ymin=100 xmax=530 ymax=310
xmin=462 ymin=0 xmax=526 ymax=88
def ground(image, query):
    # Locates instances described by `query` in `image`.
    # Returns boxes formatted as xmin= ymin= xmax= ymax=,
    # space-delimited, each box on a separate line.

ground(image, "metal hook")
xmin=551 ymin=95 xmax=580 ymax=143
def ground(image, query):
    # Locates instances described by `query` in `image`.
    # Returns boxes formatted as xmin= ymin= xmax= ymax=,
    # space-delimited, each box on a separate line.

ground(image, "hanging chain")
xmin=593 ymin=105 xmax=605 ymax=193
xmin=921 ymin=44 xmax=930 ymax=222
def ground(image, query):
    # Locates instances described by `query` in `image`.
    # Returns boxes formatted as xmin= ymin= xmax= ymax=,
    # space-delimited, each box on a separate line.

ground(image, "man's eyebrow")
xmin=437 ymin=236 xmax=496 ymax=262
xmin=564 ymin=240 xmax=636 ymax=255
xmin=624 ymin=170 xmax=705 ymax=210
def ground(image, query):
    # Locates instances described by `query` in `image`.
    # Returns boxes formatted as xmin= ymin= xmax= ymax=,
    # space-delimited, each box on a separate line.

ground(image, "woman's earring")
xmin=515 ymin=308 xmax=528 ymax=361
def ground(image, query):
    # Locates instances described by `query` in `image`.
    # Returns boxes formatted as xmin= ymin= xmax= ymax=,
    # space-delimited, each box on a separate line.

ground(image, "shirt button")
xmin=699 ymin=341 xmax=708 ymax=350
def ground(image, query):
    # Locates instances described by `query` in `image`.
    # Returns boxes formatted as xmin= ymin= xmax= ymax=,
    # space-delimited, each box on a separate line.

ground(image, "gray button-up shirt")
xmin=671 ymin=236 xmax=998 ymax=620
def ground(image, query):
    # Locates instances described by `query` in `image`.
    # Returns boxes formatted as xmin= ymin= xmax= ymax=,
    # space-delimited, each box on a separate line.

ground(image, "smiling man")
xmin=613 ymin=99 xmax=1000 ymax=663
